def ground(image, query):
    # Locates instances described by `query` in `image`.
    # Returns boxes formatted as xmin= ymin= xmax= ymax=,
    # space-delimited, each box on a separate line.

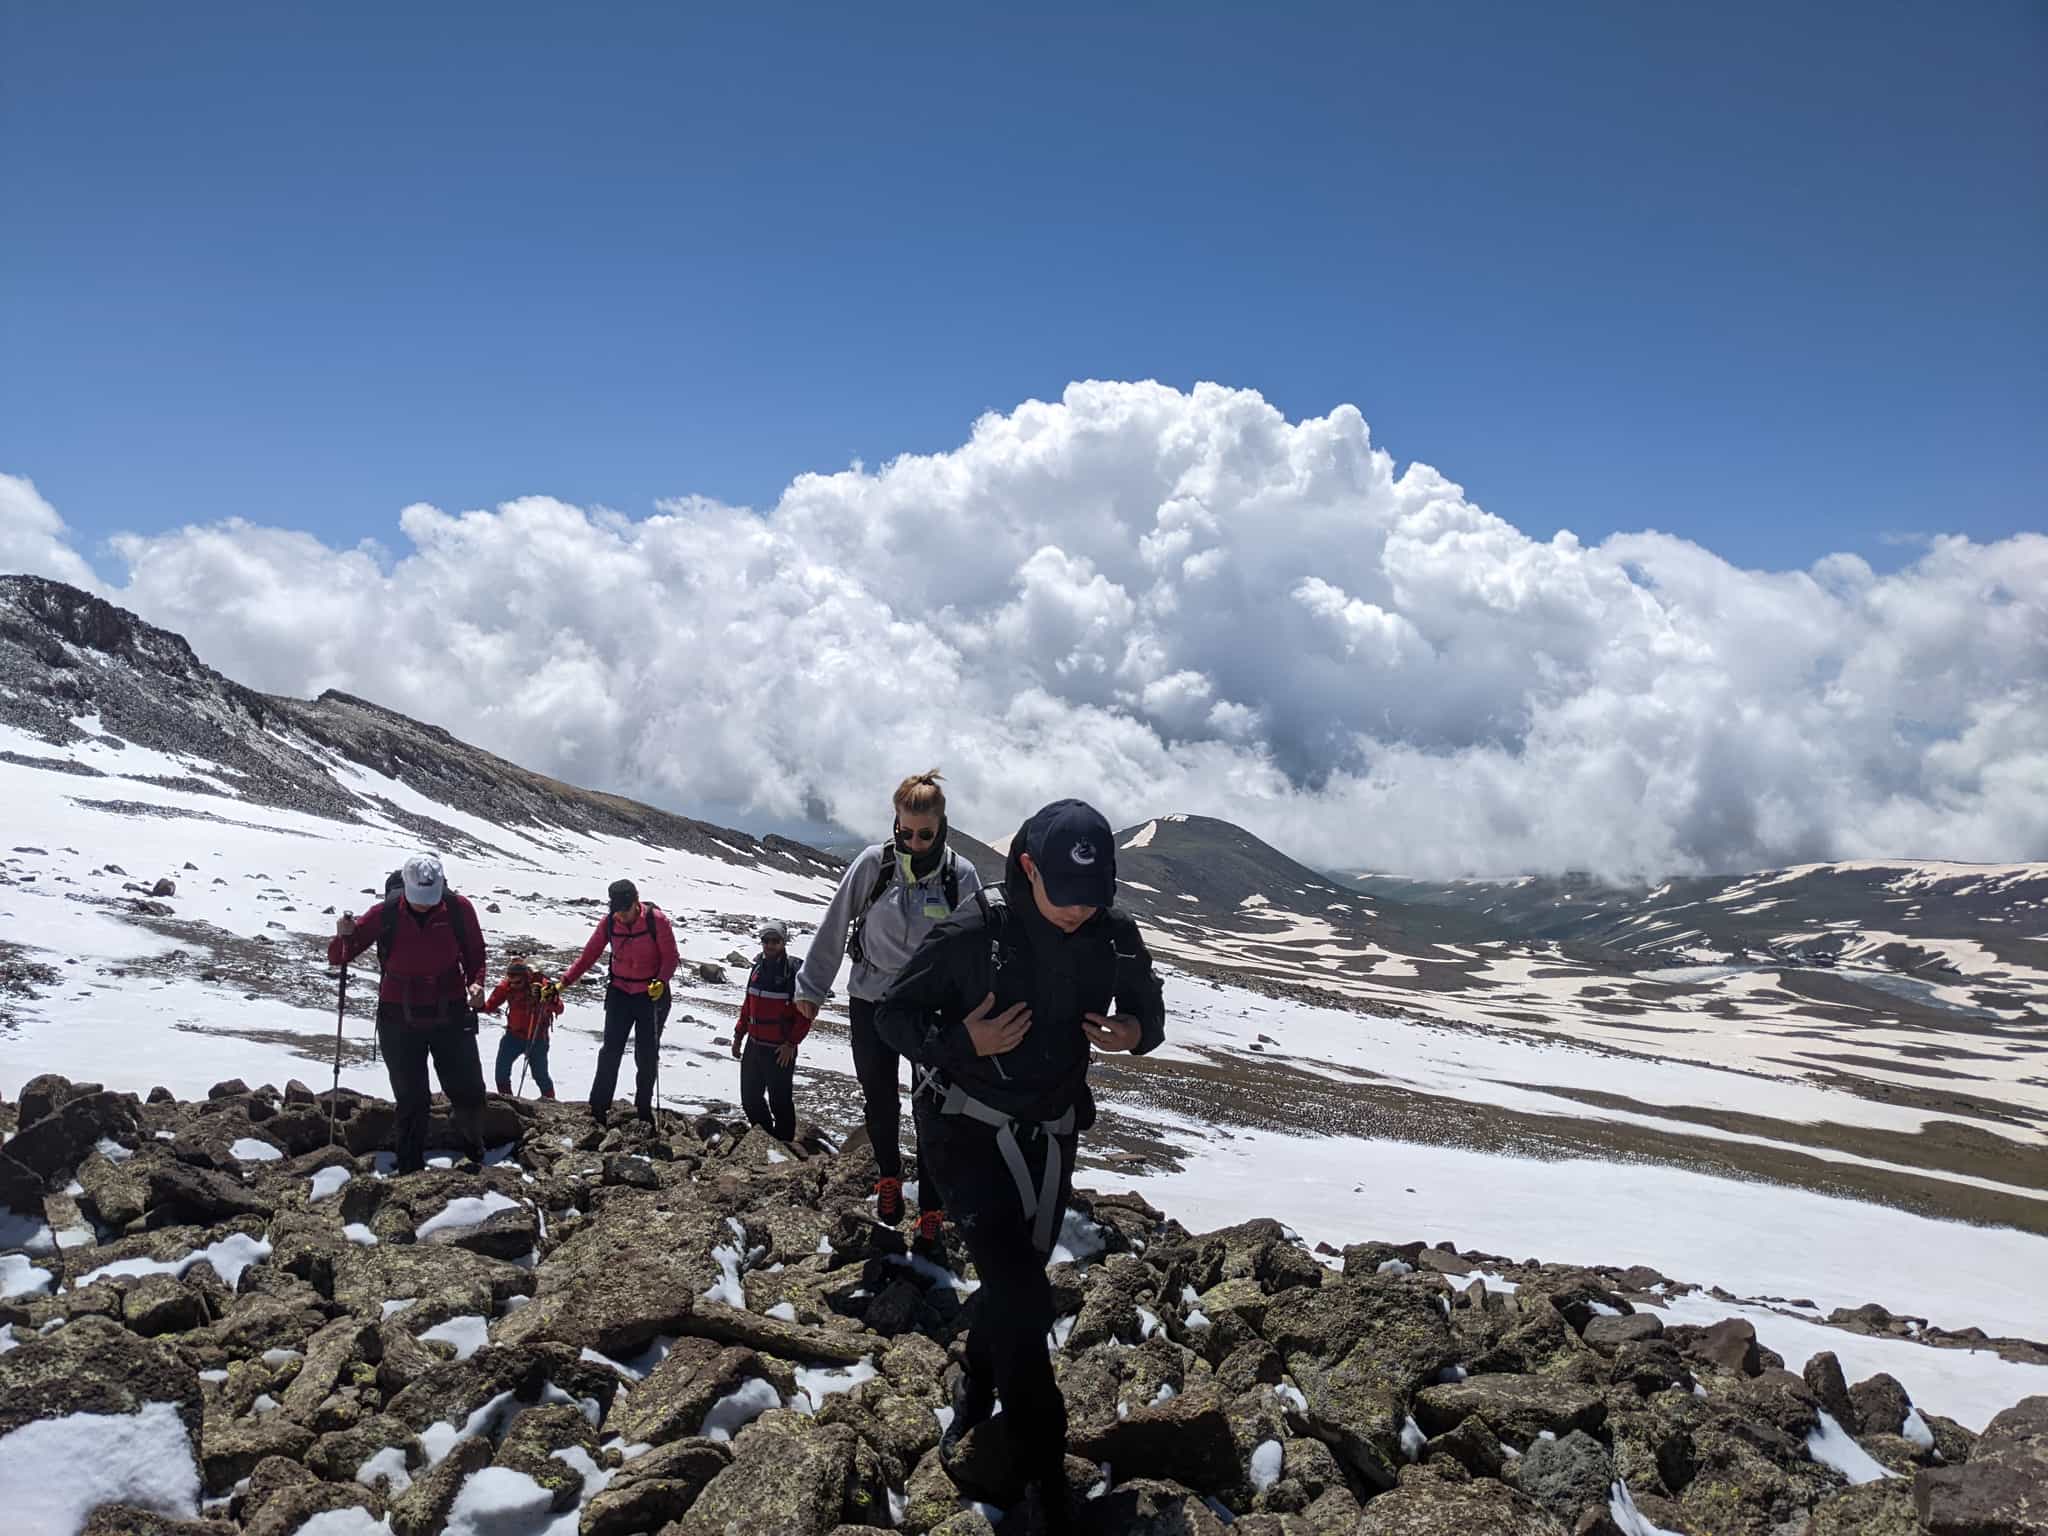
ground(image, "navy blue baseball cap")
xmin=1024 ymin=800 xmax=1117 ymax=909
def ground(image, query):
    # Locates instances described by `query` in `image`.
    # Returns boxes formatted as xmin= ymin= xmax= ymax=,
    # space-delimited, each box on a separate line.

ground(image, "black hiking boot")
xmin=912 ymin=1208 xmax=949 ymax=1264
xmin=1022 ymin=1476 xmax=1080 ymax=1535
xmin=939 ymin=1366 xmax=994 ymax=1460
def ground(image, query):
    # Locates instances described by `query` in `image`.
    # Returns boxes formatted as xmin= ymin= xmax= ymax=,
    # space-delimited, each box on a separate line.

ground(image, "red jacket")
xmin=738 ymin=952 xmax=810 ymax=1047
xmin=485 ymin=972 xmax=564 ymax=1040
xmin=560 ymin=905 xmax=678 ymax=995
xmin=327 ymin=895 xmax=486 ymax=1023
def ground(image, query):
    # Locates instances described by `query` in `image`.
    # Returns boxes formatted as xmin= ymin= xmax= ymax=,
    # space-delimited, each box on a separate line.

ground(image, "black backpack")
xmin=848 ymin=849 xmax=961 ymax=966
xmin=376 ymin=868 xmax=476 ymax=966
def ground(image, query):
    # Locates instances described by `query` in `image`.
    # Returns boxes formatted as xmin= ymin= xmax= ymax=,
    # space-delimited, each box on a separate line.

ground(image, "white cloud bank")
xmin=5 ymin=381 xmax=2044 ymax=877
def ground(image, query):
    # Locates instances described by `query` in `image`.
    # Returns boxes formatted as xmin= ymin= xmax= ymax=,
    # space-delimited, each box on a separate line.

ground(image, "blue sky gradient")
xmin=4 ymin=0 xmax=2042 ymax=573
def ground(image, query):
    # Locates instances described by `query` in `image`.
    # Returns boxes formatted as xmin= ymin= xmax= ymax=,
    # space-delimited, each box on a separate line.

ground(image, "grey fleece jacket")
xmin=795 ymin=843 xmax=982 ymax=1007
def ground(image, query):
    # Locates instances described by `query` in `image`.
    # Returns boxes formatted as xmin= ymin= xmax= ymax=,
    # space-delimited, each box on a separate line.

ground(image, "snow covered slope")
xmin=2 ymin=576 xmax=2044 ymax=1414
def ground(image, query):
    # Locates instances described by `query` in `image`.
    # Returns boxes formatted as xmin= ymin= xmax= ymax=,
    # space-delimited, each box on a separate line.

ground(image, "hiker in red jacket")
xmin=731 ymin=921 xmax=808 ymax=1140
xmin=560 ymin=878 xmax=678 ymax=1126
xmin=327 ymin=852 xmax=489 ymax=1173
xmin=484 ymin=958 xmax=563 ymax=1099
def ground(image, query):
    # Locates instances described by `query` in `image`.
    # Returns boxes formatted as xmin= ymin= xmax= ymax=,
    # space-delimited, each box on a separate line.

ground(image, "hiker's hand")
xmin=336 ymin=914 xmax=356 ymax=937
xmin=776 ymin=1043 xmax=797 ymax=1067
xmin=467 ymin=985 xmax=486 ymax=1009
xmin=794 ymin=998 xmax=818 ymax=1022
xmin=1084 ymin=1012 xmax=1142 ymax=1053
xmin=731 ymin=1037 xmax=743 ymax=1059
xmin=965 ymin=992 xmax=1031 ymax=1057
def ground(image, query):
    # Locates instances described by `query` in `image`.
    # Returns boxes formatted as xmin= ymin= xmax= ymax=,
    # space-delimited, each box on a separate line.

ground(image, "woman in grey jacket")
xmin=796 ymin=769 xmax=981 ymax=1247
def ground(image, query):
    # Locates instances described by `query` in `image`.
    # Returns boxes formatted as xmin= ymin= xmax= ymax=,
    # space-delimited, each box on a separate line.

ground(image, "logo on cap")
xmin=1070 ymin=842 xmax=1098 ymax=867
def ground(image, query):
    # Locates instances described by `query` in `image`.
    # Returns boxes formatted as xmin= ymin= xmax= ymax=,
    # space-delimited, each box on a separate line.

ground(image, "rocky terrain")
xmin=2 ymin=1076 xmax=2043 ymax=1536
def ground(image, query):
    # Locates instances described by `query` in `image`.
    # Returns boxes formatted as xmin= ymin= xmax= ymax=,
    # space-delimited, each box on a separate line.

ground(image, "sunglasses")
xmin=761 ymin=935 xmax=785 ymax=945
xmin=896 ymin=826 xmax=941 ymax=846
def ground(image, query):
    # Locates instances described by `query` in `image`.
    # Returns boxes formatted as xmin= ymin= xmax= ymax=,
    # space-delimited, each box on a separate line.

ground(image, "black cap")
xmin=1023 ymin=800 xmax=1116 ymax=910
xmin=607 ymin=879 xmax=639 ymax=913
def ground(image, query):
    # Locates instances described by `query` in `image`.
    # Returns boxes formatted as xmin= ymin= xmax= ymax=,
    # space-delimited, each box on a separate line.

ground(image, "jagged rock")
xmin=333 ymin=1238 xmax=530 ymax=1327
xmin=1808 ymin=1480 xmax=1921 ymax=1535
xmin=1848 ymin=1371 xmax=1913 ymax=1437
xmin=1413 ymin=1376 xmax=1607 ymax=1445
xmin=6 ymin=1089 xmax=142 ymax=1183
xmin=278 ymin=1315 xmax=382 ymax=1422
xmin=1684 ymin=1317 xmax=1761 ymax=1377
xmin=926 ymin=1512 xmax=998 ymax=1536
xmin=1581 ymin=1313 xmax=1662 ymax=1352
xmin=18 ymin=1072 xmax=76 ymax=1126
xmin=683 ymin=1300 xmax=874 ymax=1366
xmin=145 ymin=1162 xmax=274 ymax=1225
xmin=0 ymin=1146 xmax=46 ymax=1211
xmin=152 ymin=877 xmax=177 ymax=897
xmin=1425 ymin=1414 xmax=1507 ymax=1479
xmin=1260 ymin=1275 xmax=1454 ymax=1490
xmin=578 ymin=1438 xmax=731 ymax=1536
xmin=1072 ymin=1376 xmax=1242 ymax=1495
xmin=122 ymin=1272 xmax=210 ymax=1336
xmin=1355 ymin=1470 xmax=1569 ymax=1533
xmin=492 ymin=1402 xmax=595 ymax=1511
xmin=200 ymin=1412 xmax=317 ymax=1494
xmin=695 ymin=961 xmax=728 ymax=984
xmin=244 ymin=1481 xmax=384 ymax=1536
xmin=674 ymin=1419 xmax=858 ymax=1535
xmin=1514 ymin=1429 xmax=1614 ymax=1519
xmin=1801 ymin=1349 xmax=1858 ymax=1430
xmin=77 ymin=1147 xmax=149 ymax=1228
xmin=604 ymin=1337 xmax=764 ymax=1444
xmin=78 ymin=1510 xmax=236 ymax=1536
xmin=305 ymin=1415 xmax=425 ymax=1486
xmin=1914 ymin=1394 xmax=2048 ymax=1535
xmin=1084 ymin=1478 xmax=1232 ymax=1533
xmin=390 ymin=1433 xmax=493 ymax=1536
xmin=493 ymin=1191 xmax=726 ymax=1357
xmin=0 ymin=1315 xmax=204 ymax=1456
xmin=1608 ymin=1340 xmax=1691 ymax=1397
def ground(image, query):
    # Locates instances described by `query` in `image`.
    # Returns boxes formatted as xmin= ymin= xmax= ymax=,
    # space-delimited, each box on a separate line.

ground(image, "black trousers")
xmin=738 ymin=1039 xmax=797 ymax=1140
xmin=926 ymin=1112 xmax=1076 ymax=1479
xmin=376 ymin=1010 xmax=486 ymax=1174
xmin=589 ymin=986 xmax=665 ymax=1119
xmin=850 ymin=997 xmax=941 ymax=1213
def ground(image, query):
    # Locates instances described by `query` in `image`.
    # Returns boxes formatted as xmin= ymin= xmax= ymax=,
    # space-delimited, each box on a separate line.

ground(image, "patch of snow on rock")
xmin=415 ymin=1191 xmax=520 ymax=1240
xmin=0 ymin=1400 xmax=201 ymax=1534
xmin=419 ymin=1315 xmax=491 ymax=1362
xmin=700 ymin=1378 xmax=782 ymax=1441
xmin=1250 ymin=1439 xmax=1283 ymax=1492
xmin=1806 ymin=1411 xmax=1893 ymax=1485
xmin=229 ymin=1137 xmax=283 ymax=1162
xmin=309 ymin=1166 xmax=352 ymax=1201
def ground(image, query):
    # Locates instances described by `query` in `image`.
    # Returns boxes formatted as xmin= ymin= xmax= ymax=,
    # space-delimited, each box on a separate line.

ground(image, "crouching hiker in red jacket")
xmin=560 ymin=878 xmax=678 ymax=1127
xmin=732 ymin=921 xmax=808 ymax=1140
xmin=327 ymin=853 xmax=489 ymax=1174
xmin=485 ymin=958 xmax=563 ymax=1099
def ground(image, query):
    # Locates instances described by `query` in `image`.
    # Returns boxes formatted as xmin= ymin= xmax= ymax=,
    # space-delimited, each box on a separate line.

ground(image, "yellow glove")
xmin=646 ymin=979 xmax=666 ymax=1002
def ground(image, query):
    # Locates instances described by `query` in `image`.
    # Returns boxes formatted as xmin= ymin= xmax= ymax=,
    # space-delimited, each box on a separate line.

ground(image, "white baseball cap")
xmin=401 ymin=853 xmax=446 ymax=907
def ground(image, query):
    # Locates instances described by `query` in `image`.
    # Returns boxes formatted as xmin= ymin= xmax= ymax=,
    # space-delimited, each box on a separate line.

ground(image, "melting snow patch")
xmin=419 ymin=1315 xmax=491 ymax=1361
xmin=94 ymin=1138 xmax=134 ymax=1162
xmin=700 ymin=1378 xmax=782 ymax=1441
xmin=199 ymin=1369 xmax=229 ymax=1384
xmin=1903 ymin=1407 xmax=1935 ymax=1450
xmin=415 ymin=1191 xmax=520 ymax=1240
xmin=380 ymin=1299 xmax=416 ymax=1320
xmin=1049 ymin=1315 xmax=1078 ymax=1350
xmin=1275 ymin=1383 xmax=1308 ymax=1414
xmin=1437 ymin=1364 xmax=1469 ymax=1384
xmin=1401 ymin=1415 xmax=1427 ymax=1461
xmin=766 ymin=1302 xmax=798 ymax=1323
xmin=260 ymin=1348 xmax=303 ymax=1368
xmin=229 ymin=1138 xmax=283 ymax=1162
xmin=251 ymin=1393 xmax=280 ymax=1415
xmin=1185 ymin=1309 xmax=1211 ymax=1331
xmin=356 ymin=1445 xmax=413 ymax=1495
xmin=295 ymin=1512 xmax=393 ymax=1536
xmin=1050 ymin=1208 xmax=1108 ymax=1267
xmin=702 ymin=1245 xmax=748 ymax=1309
xmin=1135 ymin=1305 xmax=1162 ymax=1340
xmin=80 ymin=1232 xmax=273 ymax=1290
xmin=344 ymin=1224 xmax=380 ymax=1246
xmin=0 ymin=1254 xmax=52 ymax=1299
xmin=1609 ymin=1479 xmax=1684 ymax=1536
xmin=1250 ymin=1438 xmax=1283 ymax=1492
xmin=309 ymin=1166 xmax=353 ymax=1201
xmin=0 ymin=1400 xmax=201 ymax=1533
xmin=0 ymin=1325 xmax=16 ymax=1354
xmin=442 ymin=1465 xmax=560 ymax=1536
xmin=794 ymin=1358 xmax=877 ymax=1412
xmin=1807 ymin=1411 xmax=1893 ymax=1484
xmin=0 ymin=1206 xmax=55 ymax=1253
xmin=1376 ymin=1259 xmax=1413 ymax=1277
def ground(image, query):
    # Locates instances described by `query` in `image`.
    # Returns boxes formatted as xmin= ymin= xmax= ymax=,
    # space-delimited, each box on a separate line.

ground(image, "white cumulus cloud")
xmin=4 ymin=380 xmax=2044 ymax=878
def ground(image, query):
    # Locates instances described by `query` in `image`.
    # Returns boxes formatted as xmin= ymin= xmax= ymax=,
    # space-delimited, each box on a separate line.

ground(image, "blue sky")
xmin=4 ymin=0 xmax=2041 ymax=574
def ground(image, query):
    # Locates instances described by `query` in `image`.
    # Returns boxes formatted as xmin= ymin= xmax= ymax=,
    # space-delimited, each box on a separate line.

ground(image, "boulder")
xmin=577 ymin=1437 xmax=731 ymax=1536
xmin=1413 ymin=1376 xmax=1607 ymax=1446
xmin=122 ymin=1273 xmax=210 ymax=1336
xmin=200 ymin=1413 xmax=317 ymax=1494
xmin=243 ymin=1482 xmax=383 ymax=1536
xmin=674 ymin=1420 xmax=859 ymax=1536
xmin=1581 ymin=1313 xmax=1662 ymax=1353
xmin=1514 ymin=1429 xmax=1614 ymax=1519
xmin=1848 ymin=1371 xmax=1913 ymax=1437
xmin=492 ymin=1192 xmax=726 ymax=1357
xmin=604 ymin=1337 xmax=765 ymax=1445
xmin=1686 ymin=1317 xmax=1761 ymax=1377
xmin=18 ymin=1073 xmax=77 ymax=1126
xmin=277 ymin=1316 xmax=382 ymax=1423
xmin=1083 ymin=1478 xmax=1233 ymax=1534
xmin=389 ymin=1433 xmax=493 ymax=1536
xmin=78 ymin=1148 xmax=150 ymax=1229
xmin=1914 ymin=1394 xmax=2048 ymax=1536
xmin=1070 ymin=1377 xmax=1242 ymax=1496
xmin=0 ymin=1315 xmax=204 ymax=1456
xmin=144 ymin=1163 xmax=274 ymax=1226
xmin=1354 ymin=1471 xmax=1569 ymax=1534
xmin=6 ymin=1090 xmax=142 ymax=1183
xmin=1808 ymin=1481 xmax=1921 ymax=1536
xmin=78 ymin=1511 xmax=236 ymax=1536
xmin=1801 ymin=1349 xmax=1858 ymax=1430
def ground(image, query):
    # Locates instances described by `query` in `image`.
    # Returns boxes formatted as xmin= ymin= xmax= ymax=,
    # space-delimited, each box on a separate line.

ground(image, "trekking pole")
xmin=328 ymin=960 xmax=349 ymax=1147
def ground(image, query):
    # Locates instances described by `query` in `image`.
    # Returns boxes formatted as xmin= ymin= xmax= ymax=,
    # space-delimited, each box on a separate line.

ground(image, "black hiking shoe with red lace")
xmin=912 ymin=1207 xmax=949 ymax=1262
xmin=874 ymin=1176 xmax=905 ymax=1225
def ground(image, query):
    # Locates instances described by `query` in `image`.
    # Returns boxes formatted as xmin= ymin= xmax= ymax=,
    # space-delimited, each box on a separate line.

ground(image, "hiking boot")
xmin=912 ymin=1208 xmax=948 ymax=1262
xmin=939 ymin=1365 xmax=994 ymax=1459
xmin=1028 ymin=1478 xmax=1079 ymax=1536
xmin=539 ymin=1089 xmax=556 ymax=1101
xmin=874 ymin=1176 xmax=905 ymax=1225
xmin=495 ymin=1080 xmax=514 ymax=1097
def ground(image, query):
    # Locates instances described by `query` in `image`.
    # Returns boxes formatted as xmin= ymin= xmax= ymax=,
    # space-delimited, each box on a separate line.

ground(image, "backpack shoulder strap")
xmin=377 ymin=894 xmax=401 ymax=964
xmin=942 ymin=851 xmax=960 ymax=910
xmin=445 ymin=892 xmax=472 ymax=958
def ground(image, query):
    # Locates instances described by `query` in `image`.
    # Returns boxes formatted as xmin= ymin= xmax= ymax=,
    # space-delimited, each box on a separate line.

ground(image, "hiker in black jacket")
xmin=874 ymin=799 xmax=1165 ymax=1532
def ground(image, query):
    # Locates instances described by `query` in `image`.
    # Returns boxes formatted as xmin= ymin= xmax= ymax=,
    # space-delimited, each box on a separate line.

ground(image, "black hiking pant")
xmin=850 ymin=997 xmax=941 ymax=1213
xmin=376 ymin=1009 xmax=486 ymax=1174
xmin=589 ymin=986 xmax=665 ymax=1120
xmin=924 ymin=1110 xmax=1077 ymax=1482
xmin=738 ymin=1039 xmax=797 ymax=1141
